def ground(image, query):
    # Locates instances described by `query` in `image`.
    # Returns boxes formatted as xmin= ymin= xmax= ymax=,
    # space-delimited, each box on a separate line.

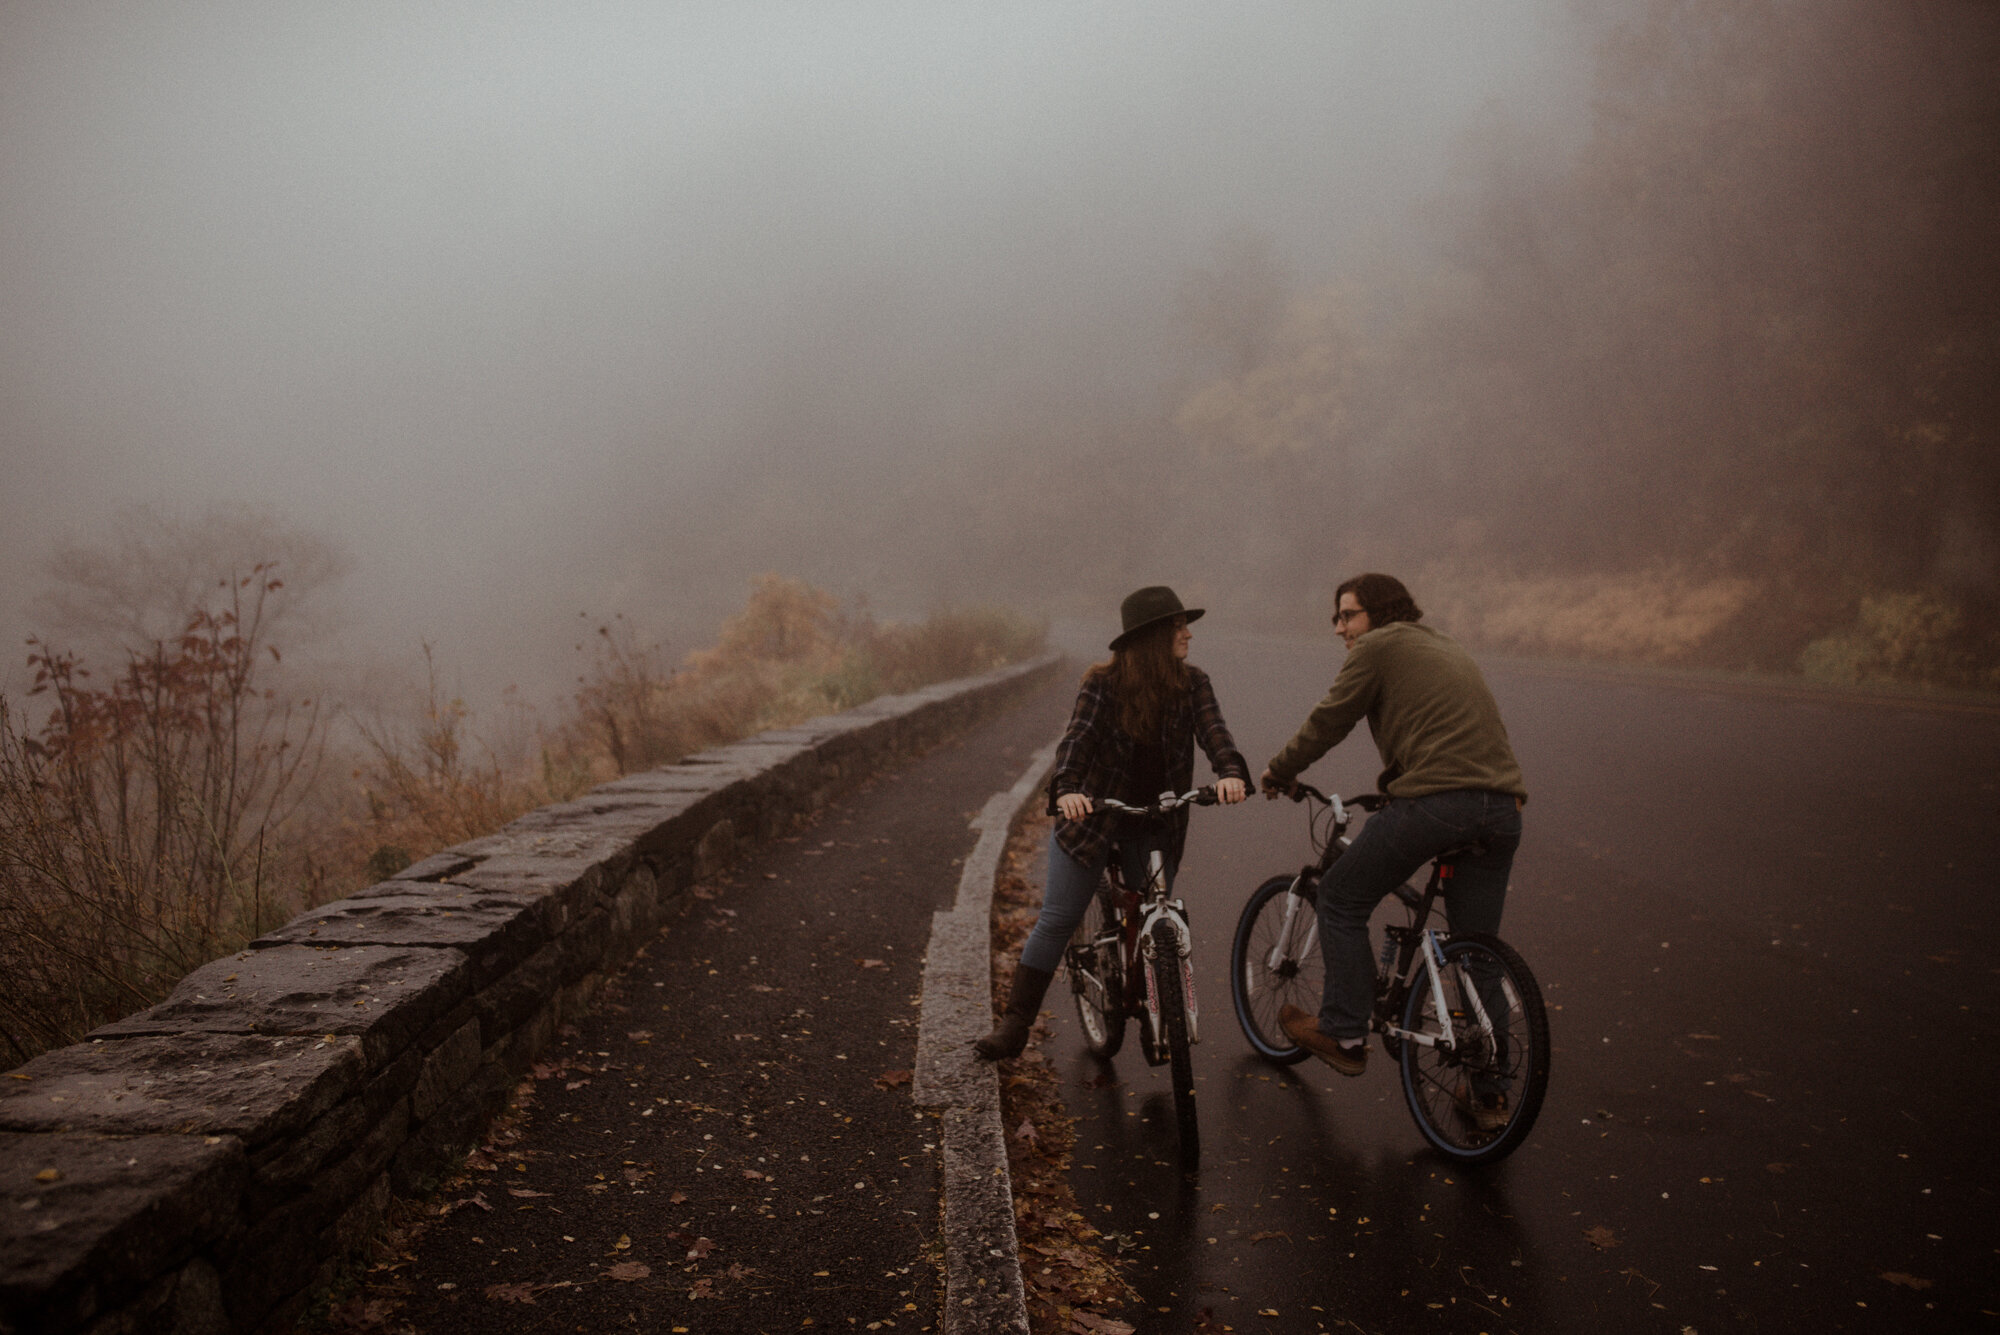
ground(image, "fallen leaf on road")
xmin=1014 ymin=1118 xmax=1039 ymax=1148
xmin=742 ymin=1169 xmax=766 ymax=1181
xmin=750 ymin=983 xmax=776 ymax=992
xmin=564 ymin=1080 xmax=589 ymax=1091
xmin=1881 ymin=1272 xmax=1933 ymax=1290
xmin=1071 ymin=1313 xmax=1136 ymax=1334
xmin=606 ymin=1262 xmax=649 ymax=1282
xmin=626 ymin=1030 xmax=652 ymax=1041
xmin=687 ymin=1236 xmax=715 ymax=1260
xmin=858 ymin=958 xmax=888 ymax=970
xmin=726 ymin=1262 xmax=753 ymax=1281
xmin=670 ymin=1191 xmax=688 ymax=1204
xmin=689 ymin=1278 xmax=715 ymax=1299
xmin=506 ymin=1188 xmax=550 ymax=1199
xmin=613 ymin=1235 xmax=632 ymax=1251
xmin=448 ymin=1192 xmax=492 ymax=1213
xmin=484 ymin=1284 xmax=540 ymax=1303
xmin=873 ymin=1069 xmax=912 ymax=1090
xmin=1249 ymin=1230 xmax=1290 ymax=1243
xmin=1584 ymin=1225 xmax=1619 ymax=1250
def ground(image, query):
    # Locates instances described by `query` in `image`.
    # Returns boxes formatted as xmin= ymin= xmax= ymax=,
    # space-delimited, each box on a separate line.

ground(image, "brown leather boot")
xmin=973 ymin=964 xmax=1056 ymax=1060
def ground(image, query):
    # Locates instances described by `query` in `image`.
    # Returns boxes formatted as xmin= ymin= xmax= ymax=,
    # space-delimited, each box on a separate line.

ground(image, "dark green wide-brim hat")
xmin=1110 ymin=585 xmax=1204 ymax=650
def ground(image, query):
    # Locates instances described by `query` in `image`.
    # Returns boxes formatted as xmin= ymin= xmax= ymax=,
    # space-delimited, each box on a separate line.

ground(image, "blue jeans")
xmin=1020 ymin=826 xmax=1178 ymax=974
xmin=1316 ymin=789 xmax=1521 ymax=1041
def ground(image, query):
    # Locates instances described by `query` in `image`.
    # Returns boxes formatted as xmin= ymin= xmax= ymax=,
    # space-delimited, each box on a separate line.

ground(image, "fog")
xmin=5 ymin=1 xmax=1995 ymax=703
xmin=0 ymin=2 xmax=1591 ymax=697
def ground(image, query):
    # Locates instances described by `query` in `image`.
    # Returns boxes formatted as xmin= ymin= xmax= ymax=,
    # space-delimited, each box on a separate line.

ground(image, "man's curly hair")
xmin=1335 ymin=572 xmax=1422 ymax=626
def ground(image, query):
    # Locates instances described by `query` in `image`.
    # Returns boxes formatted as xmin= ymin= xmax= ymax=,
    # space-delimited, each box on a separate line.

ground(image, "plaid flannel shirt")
xmin=1046 ymin=663 xmax=1249 ymax=869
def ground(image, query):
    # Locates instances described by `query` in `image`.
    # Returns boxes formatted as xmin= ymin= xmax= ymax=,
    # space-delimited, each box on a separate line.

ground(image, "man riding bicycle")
xmin=1258 ymin=574 xmax=1526 ymax=1125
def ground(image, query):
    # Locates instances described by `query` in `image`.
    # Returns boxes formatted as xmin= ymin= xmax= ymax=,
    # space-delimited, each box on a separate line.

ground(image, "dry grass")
xmin=545 ymin=575 xmax=1045 ymax=780
xmin=350 ymin=575 xmax=1045 ymax=884
xmin=0 ymin=572 xmax=1044 ymax=1067
xmin=1416 ymin=563 xmax=2000 ymax=691
xmin=1418 ymin=565 xmax=1760 ymax=663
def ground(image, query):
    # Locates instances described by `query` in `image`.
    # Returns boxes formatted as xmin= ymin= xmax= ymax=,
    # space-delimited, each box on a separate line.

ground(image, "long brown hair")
xmin=1087 ymin=618 xmax=1189 ymax=740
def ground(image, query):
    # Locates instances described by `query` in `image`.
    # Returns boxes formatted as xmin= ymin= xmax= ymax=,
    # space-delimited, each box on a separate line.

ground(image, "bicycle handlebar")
xmin=1275 ymin=780 xmax=1387 ymax=813
xmin=1093 ymin=785 xmax=1225 ymax=816
xmin=1273 ymin=782 xmax=1424 ymax=907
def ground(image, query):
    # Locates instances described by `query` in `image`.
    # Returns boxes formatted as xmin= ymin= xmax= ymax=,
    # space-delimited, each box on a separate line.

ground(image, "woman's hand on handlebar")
xmin=1258 ymin=768 xmax=1291 ymax=800
xmin=1056 ymin=792 xmax=1094 ymax=821
xmin=1215 ymin=776 xmax=1248 ymax=805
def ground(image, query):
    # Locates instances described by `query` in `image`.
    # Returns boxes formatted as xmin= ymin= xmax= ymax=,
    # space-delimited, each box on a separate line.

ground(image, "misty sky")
xmin=0 ymin=2 xmax=1592 ymax=701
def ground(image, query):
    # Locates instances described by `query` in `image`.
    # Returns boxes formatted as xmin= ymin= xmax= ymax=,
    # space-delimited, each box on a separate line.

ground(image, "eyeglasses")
xmin=1333 ymin=608 xmax=1366 ymax=626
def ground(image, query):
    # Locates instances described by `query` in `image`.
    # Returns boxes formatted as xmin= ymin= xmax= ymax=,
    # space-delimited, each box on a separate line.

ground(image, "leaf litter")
xmin=991 ymin=807 xmax=1142 ymax=1335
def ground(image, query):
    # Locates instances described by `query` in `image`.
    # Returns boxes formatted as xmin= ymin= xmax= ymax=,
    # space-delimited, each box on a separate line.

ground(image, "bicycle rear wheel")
xmin=1066 ymin=885 xmax=1126 ymax=1059
xmin=1230 ymin=875 xmax=1321 ymax=1065
xmin=1149 ymin=917 xmax=1200 ymax=1168
xmin=1397 ymin=931 xmax=1549 ymax=1166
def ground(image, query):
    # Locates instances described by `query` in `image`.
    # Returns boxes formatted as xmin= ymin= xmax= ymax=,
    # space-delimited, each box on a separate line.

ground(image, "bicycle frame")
xmin=1278 ymin=788 xmax=1496 ymax=1059
xmin=1375 ymin=864 xmax=1498 ymax=1058
xmin=1090 ymin=791 xmax=1212 ymax=1052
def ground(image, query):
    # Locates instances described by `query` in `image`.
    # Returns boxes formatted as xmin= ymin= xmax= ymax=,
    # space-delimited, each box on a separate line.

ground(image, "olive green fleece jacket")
xmin=1266 ymin=621 xmax=1527 ymax=802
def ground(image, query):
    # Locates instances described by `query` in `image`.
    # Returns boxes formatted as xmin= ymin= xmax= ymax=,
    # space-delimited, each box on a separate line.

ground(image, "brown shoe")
xmin=1455 ymin=1084 xmax=1509 ymax=1132
xmin=1279 ymin=1004 xmax=1367 ymax=1076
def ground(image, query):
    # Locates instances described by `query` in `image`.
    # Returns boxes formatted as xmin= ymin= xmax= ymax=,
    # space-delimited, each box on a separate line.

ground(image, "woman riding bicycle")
xmin=975 ymin=585 xmax=1251 ymax=1061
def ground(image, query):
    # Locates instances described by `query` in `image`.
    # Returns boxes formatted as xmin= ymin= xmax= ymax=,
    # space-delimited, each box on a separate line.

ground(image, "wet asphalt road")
xmin=1039 ymin=634 xmax=1999 ymax=1333
xmin=367 ymin=672 xmax=1076 ymax=1335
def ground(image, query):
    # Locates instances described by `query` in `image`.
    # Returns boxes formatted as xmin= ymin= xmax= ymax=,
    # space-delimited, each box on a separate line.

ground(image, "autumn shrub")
xmin=318 ymin=575 xmax=1044 ymax=906
xmin=1799 ymin=592 xmax=1997 ymax=690
xmin=1418 ymin=565 xmax=1761 ymax=664
xmin=0 ymin=571 xmax=324 ymax=1064
xmin=352 ymin=646 xmax=556 ymax=869
xmin=867 ymin=605 xmax=1050 ymax=693
xmin=559 ymin=575 xmax=1047 ymax=778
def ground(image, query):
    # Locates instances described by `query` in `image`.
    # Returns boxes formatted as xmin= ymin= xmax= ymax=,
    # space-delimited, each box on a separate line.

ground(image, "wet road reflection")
xmin=1035 ymin=638 xmax=1997 ymax=1331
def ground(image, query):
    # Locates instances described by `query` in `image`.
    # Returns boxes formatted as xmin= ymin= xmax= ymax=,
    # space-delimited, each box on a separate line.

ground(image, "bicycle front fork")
xmin=1152 ymin=903 xmax=1192 ymax=1047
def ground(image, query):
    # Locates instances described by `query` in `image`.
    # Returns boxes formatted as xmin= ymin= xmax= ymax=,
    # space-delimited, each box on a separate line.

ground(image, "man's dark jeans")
xmin=1315 ymin=788 xmax=1522 ymax=1043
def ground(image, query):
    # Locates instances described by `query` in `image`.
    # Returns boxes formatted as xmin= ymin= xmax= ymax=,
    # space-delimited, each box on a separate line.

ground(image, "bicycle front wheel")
xmin=1230 ymin=875 xmax=1322 ymax=1065
xmin=1398 ymin=931 xmax=1549 ymax=1166
xmin=1149 ymin=917 xmax=1200 ymax=1168
xmin=1066 ymin=885 xmax=1126 ymax=1059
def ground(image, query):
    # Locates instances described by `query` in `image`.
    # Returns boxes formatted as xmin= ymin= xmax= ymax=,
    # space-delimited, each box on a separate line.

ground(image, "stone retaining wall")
xmin=0 ymin=655 xmax=1061 ymax=1335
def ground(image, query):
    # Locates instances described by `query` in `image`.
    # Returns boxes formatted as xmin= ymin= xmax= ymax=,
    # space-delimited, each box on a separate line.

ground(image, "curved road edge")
xmin=914 ymin=736 xmax=1060 ymax=1335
